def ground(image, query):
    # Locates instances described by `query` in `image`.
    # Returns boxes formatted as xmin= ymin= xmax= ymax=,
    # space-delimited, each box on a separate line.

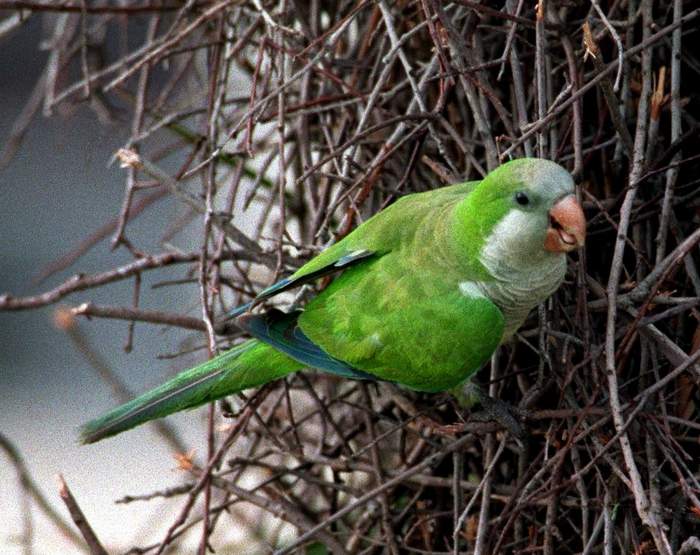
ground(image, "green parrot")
xmin=81 ymin=158 xmax=585 ymax=444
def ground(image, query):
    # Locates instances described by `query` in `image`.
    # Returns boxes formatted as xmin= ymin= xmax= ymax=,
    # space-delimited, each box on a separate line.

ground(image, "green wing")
xmin=223 ymin=249 xmax=375 ymax=319
xmin=293 ymin=180 xmax=505 ymax=392
xmin=229 ymin=179 xmax=500 ymax=393
xmin=299 ymin=263 xmax=504 ymax=392
xmin=224 ymin=180 xmax=479 ymax=319
xmin=237 ymin=309 xmax=378 ymax=381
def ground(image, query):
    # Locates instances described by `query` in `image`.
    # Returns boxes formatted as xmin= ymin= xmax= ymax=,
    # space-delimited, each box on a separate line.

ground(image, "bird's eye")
xmin=515 ymin=191 xmax=530 ymax=206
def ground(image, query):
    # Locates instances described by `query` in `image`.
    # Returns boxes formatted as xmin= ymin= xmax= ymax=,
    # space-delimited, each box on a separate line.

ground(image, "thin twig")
xmin=57 ymin=475 xmax=109 ymax=555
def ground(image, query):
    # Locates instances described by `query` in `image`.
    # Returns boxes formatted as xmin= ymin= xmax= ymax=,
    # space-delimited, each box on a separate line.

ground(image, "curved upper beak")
xmin=544 ymin=194 xmax=586 ymax=253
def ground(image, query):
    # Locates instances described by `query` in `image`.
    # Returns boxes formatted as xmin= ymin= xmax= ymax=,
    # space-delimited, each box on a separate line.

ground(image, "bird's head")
xmin=455 ymin=158 xmax=586 ymax=277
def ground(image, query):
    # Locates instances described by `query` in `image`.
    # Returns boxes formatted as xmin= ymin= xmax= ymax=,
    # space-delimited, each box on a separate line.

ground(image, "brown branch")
xmin=0 ymin=1 xmax=198 ymax=12
xmin=57 ymin=474 xmax=109 ymax=555
xmin=3 ymin=1 xmax=700 ymax=552
xmin=0 ymin=434 xmax=86 ymax=550
xmin=500 ymin=7 xmax=700 ymax=160
xmin=69 ymin=302 xmax=210 ymax=333
xmin=2 ymin=251 xmax=199 ymax=311
xmin=276 ymin=432 xmax=477 ymax=555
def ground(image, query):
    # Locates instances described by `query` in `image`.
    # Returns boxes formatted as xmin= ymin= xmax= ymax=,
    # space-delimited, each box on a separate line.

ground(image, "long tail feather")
xmin=80 ymin=340 xmax=301 ymax=444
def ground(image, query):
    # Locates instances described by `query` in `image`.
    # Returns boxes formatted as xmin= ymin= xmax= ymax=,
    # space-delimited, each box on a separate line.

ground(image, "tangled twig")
xmin=1 ymin=1 xmax=699 ymax=552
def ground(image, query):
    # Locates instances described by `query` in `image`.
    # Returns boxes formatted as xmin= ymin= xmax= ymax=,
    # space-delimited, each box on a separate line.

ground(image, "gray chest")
xmin=478 ymin=254 xmax=566 ymax=338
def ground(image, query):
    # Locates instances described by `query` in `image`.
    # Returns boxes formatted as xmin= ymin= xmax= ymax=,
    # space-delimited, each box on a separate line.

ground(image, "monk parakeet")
xmin=81 ymin=158 xmax=585 ymax=444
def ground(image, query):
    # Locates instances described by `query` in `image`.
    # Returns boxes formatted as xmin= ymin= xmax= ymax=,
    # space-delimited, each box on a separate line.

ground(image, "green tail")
xmin=80 ymin=340 xmax=302 ymax=444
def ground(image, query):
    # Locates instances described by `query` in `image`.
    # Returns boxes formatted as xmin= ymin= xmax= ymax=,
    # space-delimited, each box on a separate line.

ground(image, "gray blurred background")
xmin=0 ymin=17 xmax=217 ymax=553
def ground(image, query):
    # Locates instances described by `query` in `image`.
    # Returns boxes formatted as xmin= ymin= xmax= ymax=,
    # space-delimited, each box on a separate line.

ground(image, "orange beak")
xmin=544 ymin=195 xmax=586 ymax=253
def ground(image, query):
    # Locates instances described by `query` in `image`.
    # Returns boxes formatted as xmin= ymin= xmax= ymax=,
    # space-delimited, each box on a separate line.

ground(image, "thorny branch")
xmin=2 ymin=0 xmax=700 ymax=553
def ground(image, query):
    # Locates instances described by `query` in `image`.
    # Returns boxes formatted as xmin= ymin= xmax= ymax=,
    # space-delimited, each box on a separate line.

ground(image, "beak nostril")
xmin=545 ymin=195 xmax=586 ymax=253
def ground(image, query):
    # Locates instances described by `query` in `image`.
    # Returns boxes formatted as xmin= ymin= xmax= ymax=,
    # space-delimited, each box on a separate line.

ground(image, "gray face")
xmin=490 ymin=159 xmax=576 ymax=262
xmin=523 ymin=159 xmax=575 ymax=196
xmin=478 ymin=160 xmax=575 ymax=332
xmin=510 ymin=159 xmax=576 ymax=218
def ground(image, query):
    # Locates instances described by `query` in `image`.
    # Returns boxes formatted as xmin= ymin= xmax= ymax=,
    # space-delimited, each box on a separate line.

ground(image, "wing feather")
xmin=237 ymin=309 xmax=378 ymax=381
xmin=222 ymin=249 xmax=375 ymax=320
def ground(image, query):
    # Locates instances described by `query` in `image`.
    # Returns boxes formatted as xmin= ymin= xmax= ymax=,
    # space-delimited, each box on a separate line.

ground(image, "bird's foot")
xmin=454 ymin=383 xmax=529 ymax=448
xmin=468 ymin=398 xmax=527 ymax=447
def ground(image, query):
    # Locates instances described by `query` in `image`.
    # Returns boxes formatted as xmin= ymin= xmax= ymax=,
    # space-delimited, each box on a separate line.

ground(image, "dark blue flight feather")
xmin=237 ymin=309 xmax=377 ymax=381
